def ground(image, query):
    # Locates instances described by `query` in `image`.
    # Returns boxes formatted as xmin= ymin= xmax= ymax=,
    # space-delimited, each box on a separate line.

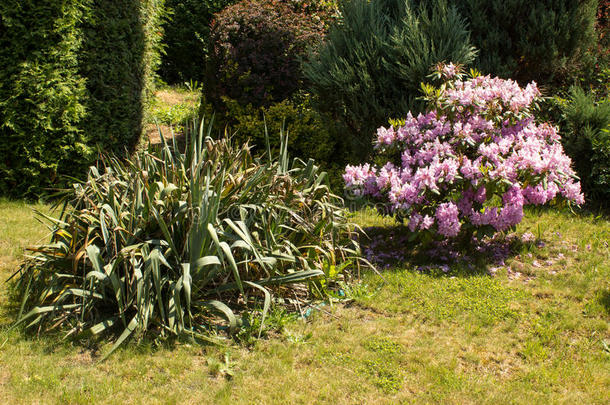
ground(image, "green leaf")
xmin=99 ymin=315 xmax=139 ymax=362
xmin=197 ymin=300 xmax=238 ymax=334
xmin=192 ymin=255 xmax=221 ymax=276
xmin=219 ymin=242 xmax=244 ymax=296
xmin=243 ymin=281 xmax=270 ymax=338
xmin=78 ymin=317 xmax=119 ymax=338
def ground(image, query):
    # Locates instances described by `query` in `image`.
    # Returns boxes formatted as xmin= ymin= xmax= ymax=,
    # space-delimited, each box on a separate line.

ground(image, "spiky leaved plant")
xmin=10 ymin=119 xmax=363 ymax=359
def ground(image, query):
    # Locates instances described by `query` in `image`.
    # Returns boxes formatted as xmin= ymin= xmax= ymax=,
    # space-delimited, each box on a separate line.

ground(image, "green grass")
xmin=1 ymin=201 xmax=609 ymax=404
xmin=148 ymin=86 xmax=200 ymax=126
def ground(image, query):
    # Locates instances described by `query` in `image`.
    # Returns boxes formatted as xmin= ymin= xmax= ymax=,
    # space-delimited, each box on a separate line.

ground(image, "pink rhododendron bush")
xmin=344 ymin=64 xmax=584 ymax=243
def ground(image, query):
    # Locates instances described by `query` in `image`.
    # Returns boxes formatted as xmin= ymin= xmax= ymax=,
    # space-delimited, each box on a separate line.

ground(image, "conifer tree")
xmin=304 ymin=0 xmax=476 ymax=160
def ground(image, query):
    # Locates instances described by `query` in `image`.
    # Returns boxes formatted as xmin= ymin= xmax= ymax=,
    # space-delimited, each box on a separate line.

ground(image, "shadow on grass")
xmin=598 ymin=289 xmax=610 ymax=316
xmin=357 ymin=225 xmax=534 ymax=278
xmin=1 ymin=279 xmax=280 ymax=360
xmin=0 ymin=307 xmax=197 ymax=361
xmin=530 ymin=204 xmax=610 ymax=221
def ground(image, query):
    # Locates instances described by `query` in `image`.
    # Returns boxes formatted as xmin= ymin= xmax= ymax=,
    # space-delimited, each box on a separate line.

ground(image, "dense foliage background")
xmin=1 ymin=0 xmax=608 ymax=204
xmin=452 ymin=0 xmax=599 ymax=87
xmin=159 ymin=0 xmax=235 ymax=84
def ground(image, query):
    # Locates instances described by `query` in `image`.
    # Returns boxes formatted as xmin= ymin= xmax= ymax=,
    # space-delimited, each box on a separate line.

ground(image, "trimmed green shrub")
xmin=452 ymin=0 xmax=598 ymax=86
xmin=80 ymin=0 xmax=166 ymax=154
xmin=0 ymin=0 xmax=91 ymax=197
xmin=303 ymin=0 xmax=476 ymax=161
xmin=222 ymin=97 xmax=334 ymax=162
xmin=205 ymin=0 xmax=327 ymax=110
xmin=12 ymin=122 xmax=362 ymax=357
xmin=0 ymin=0 xmax=166 ymax=198
xmin=159 ymin=0 xmax=235 ymax=84
xmin=211 ymin=93 xmax=345 ymax=189
xmin=558 ymin=87 xmax=610 ymax=206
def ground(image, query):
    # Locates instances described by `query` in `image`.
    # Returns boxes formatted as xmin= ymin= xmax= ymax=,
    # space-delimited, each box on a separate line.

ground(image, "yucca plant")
xmin=10 ymin=119 xmax=363 ymax=359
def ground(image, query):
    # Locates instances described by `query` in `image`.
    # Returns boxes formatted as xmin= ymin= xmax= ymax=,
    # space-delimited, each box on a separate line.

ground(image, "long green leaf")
xmin=209 ymin=269 xmax=323 ymax=294
xmin=148 ymin=249 xmax=167 ymax=325
xmin=197 ymin=300 xmax=238 ymax=334
xmin=243 ymin=281 xmax=271 ymax=338
xmin=219 ymin=242 xmax=243 ymax=296
xmin=11 ymin=304 xmax=80 ymax=330
xmin=100 ymin=315 xmax=139 ymax=362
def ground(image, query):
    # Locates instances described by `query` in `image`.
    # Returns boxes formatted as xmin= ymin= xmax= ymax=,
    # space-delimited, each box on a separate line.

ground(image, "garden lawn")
xmin=145 ymin=86 xmax=200 ymax=144
xmin=0 ymin=200 xmax=608 ymax=404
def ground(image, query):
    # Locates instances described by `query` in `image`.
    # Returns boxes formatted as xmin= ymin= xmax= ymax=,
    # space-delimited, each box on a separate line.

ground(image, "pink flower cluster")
xmin=446 ymin=75 xmax=541 ymax=115
xmin=344 ymin=66 xmax=584 ymax=239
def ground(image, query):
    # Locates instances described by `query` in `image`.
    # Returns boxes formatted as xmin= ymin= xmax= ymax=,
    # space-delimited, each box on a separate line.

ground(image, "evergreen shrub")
xmin=304 ymin=0 xmax=476 ymax=162
xmin=557 ymin=87 xmax=610 ymax=206
xmin=452 ymin=0 xmax=598 ymax=86
xmin=0 ymin=0 xmax=165 ymax=198
xmin=0 ymin=0 xmax=90 ymax=197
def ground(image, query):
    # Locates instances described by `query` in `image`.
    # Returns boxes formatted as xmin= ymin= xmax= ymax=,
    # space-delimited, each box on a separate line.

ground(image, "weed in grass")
xmin=284 ymin=330 xmax=313 ymax=345
xmin=585 ymin=288 xmax=610 ymax=316
xmin=359 ymin=359 xmax=403 ymax=393
xmin=317 ymin=347 xmax=356 ymax=368
xmin=207 ymin=351 xmax=235 ymax=380
xmin=425 ymin=363 xmax=466 ymax=395
xmin=236 ymin=307 xmax=299 ymax=346
xmin=362 ymin=336 xmax=402 ymax=356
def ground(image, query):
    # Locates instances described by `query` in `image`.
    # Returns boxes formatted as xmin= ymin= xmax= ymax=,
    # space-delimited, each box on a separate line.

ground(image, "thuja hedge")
xmin=80 ymin=0 xmax=166 ymax=154
xmin=0 ymin=0 xmax=165 ymax=198
xmin=0 ymin=0 xmax=90 ymax=197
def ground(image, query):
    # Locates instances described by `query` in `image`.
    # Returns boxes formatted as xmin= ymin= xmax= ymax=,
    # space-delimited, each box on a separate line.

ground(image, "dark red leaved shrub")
xmin=205 ymin=0 xmax=326 ymax=109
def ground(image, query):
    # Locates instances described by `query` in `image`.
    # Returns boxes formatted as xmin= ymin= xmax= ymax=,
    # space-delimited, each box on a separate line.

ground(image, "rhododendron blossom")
xmin=344 ymin=64 xmax=584 ymax=240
